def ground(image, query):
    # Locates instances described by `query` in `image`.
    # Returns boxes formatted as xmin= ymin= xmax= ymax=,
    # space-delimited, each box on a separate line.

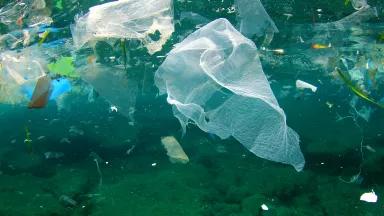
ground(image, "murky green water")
xmin=0 ymin=0 xmax=384 ymax=215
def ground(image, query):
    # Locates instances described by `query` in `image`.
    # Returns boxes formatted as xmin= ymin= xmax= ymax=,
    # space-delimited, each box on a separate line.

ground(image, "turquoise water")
xmin=0 ymin=0 xmax=384 ymax=215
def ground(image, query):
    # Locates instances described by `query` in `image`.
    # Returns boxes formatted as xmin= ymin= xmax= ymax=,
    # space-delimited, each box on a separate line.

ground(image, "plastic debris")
xmin=260 ymin=204 xmax=269 ymax=211
xmin=0 ymin=44 xmax=71 ymax=105
xmin=28 ymin=75 xmax=52 ymax=109
xmin=360 ymin=190 xmax=378 ymax=203
xmin=351 ymin=0 xmax=368 ymax=10
xmin=155 ymin=18 xmax=304 ymax=171
xmin=71 ymin=0 xmax=174 ymax=54
xmin=47 ymin=56 xmax=78 ymax=78
xmin=78 ymin=63 xmax=138 ymax=120
xmin=296 ymin=80 xmax=318 ymax=93
xmin=110 ymin=105 xmax=118 ymax=112
xmin=161 ymin=136 xmax=189 ymax=164
xmin=0 ymin=0 xmax=52 ymax=30
xmin=235 ymin=0 xmax=278 ymax=37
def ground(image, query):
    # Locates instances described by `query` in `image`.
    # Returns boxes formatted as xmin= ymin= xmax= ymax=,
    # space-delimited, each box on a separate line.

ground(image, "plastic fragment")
xmin=47 ymin=56 xmax=78 ymax=78
xmin=28 ymin=75 xmax=52 ymax=109
xmin=261 ymin=204 xmax=269 ymax=211
xmin=360 ymin=190 xmax=378 ymax=203
xmin=50 ymin=78 xmax=71 ymax=100
xmin=161 ymin=136 xmax=189 ymax=164
xmin=296 ymin=80 xmax=317 ymax=92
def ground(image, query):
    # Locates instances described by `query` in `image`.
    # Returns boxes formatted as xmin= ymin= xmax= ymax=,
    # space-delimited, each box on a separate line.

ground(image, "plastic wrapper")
xmin=71 ymin=0 xmax=174 ymax=54
xmin=155 ymin=18 xmax=304 ymax=171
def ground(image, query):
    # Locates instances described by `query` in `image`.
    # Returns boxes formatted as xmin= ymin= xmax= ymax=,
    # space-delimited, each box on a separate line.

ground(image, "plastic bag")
xmin=0 ymin=47 xmax=47 ymax=104
xmin=78 ymin=63 xmax=138 ymax=121
xmin=71 ymin=0 xmax=174 ymax=54
xmin=0 ymin=45 xmax=71 ymax=105
xmin=155 ymin=18 xmax=304 ymax=171
xmin=0 ymin=0 xmax=52 ymax=30
xmin=235 ymin=0 xmax=278 ymax=37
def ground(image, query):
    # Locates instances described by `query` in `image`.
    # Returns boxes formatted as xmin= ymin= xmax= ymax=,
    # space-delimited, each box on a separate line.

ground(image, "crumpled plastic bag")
xmin=155 ymin=18 xmax=304 ymax=171
xmin=235 ymin=0 xmax=278 ymax=38
xmin=71 ymin=0 xmax=174 ymax=54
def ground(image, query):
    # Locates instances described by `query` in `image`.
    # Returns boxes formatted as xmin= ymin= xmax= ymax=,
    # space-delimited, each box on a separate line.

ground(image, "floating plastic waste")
xmin=360 ymin=190 xmax=378 ymax=203
xmin=235 ymin=0 xmax=278 ymax=38
xmin=71 ymin=0 xmax=174 ymax=54
xmin=155 ymin=18 xmax=304 ymax=171
xmin=161 ymin=136 xmax=189 ymax=164
xmin=50 ymin=78 xmax=72 ymax=100
xmin=77 ymin=63 xmax=139 ymax=120
xmin=28 ymin=75 xmax=51 ymax=109
xmin=0 ymin=0 xmax=52 ymax=30
xmin=296 ymin=80 xmax=318 ymax=93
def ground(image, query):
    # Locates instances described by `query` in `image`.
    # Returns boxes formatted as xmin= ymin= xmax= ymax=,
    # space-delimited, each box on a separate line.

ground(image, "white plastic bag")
xmin=155 ymin=18 xmax=304 ymax=171
xmin=71 ymin=0 xmax=174 ymax=54
xmin=235 ymin=0 xmax=278 ymax=37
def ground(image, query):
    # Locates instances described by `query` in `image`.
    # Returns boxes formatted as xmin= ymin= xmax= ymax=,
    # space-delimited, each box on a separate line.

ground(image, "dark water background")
xmin=0 ymin=0 xmax=384 ymax=215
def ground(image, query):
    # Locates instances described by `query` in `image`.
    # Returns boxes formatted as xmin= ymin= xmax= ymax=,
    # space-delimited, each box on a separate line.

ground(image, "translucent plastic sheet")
xmin=0 ymin=46 xmax=47 ymax=104
xmin=235 ymin=0 xmax=278 ymax=37
xmin=71 ymin=0 xmax=174 ymax=54
xmin=0 ymin=43 xmax=71 ymax=105
xmin=0 ymin=0 xmax=52 ymax=30
xmin=155 ymin=18 xmax=304 ymax=171
xmin=78 ymin=63 xmax=138 ymax=122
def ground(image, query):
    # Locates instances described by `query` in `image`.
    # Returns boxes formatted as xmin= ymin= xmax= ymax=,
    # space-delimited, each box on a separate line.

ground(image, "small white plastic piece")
xmin=110 ymin=105 xmax=118 ymax=112
xmin=296 ymin=80 xmax=317 ymax=92
xmin=161 ymin=136 xmax=189 ymax=164
xmin=260 ymin=204 xmax=269 ymax=211
xmin=360 ymin=190 xmax=378 ymax=203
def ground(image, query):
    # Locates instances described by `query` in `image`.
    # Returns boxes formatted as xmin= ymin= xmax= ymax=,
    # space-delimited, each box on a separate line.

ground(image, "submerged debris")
xmin=296 ymin=80 xmax=318 ymax=93
xmin=360 ymin=190 xmax=378 ymax=203
xmin=161 ymin=136 xmax=189 ymax=164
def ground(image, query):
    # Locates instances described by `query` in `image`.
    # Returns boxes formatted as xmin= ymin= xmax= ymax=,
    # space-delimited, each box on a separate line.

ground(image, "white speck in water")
xmin=110 ymin=105 xmax=118 ymax=112
xmin=261 ymin=204 xmax=269 ymax=211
